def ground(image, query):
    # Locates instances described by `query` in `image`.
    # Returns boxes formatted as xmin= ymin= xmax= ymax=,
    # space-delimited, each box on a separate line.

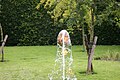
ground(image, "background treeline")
xmin=0 ymin=0 xmax=120 ymax=46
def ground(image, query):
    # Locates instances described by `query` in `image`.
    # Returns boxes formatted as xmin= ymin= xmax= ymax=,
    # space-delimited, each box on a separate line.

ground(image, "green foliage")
xmin=95 ymin=49 xmax=120 ymax=61
xmin=95 ymin=17 xmax=120 ymax=45
xmin=95 ymin=0 xmax=120 ymax=26
xmin=94 ymin=0 xmax=120 ymax=45
xmin=1 ymin=0 xmax=58 ymax=45
xmin=0 ymin=0 xmax=120 ymax=46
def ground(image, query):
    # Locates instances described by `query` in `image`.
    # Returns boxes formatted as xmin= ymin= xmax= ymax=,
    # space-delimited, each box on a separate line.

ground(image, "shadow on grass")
xmin=74 ymin=50 xmax=86 ymax=53
xmin=79 ymin=71 xmax=97 ymax=75
xmin=22 ymin=57 xmax=38 ymax=60
xmin=0 ymin=60 xmax=10 ymax=62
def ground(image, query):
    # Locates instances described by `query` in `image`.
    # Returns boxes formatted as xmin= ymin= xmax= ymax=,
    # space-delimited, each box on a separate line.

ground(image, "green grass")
xmin=0 ymin=45 xmax=120 ymax=80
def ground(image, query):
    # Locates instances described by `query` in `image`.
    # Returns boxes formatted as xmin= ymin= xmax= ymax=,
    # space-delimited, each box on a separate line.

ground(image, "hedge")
xmin=1 ymin=0 xmax=120 ymax=46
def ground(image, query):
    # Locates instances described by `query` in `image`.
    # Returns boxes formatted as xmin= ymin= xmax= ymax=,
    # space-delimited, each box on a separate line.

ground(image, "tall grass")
xmin=94 ymin=46 xmax=120 ymax=61
xmin=0 ymin=45 xmax=120 ymax=80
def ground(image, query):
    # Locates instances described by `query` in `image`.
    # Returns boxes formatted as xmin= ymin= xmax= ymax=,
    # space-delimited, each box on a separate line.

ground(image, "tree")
xmin=36 ymin=0 xmax=98 ymax=74
xmin=36 ymin=0 xmax=90 ymax=50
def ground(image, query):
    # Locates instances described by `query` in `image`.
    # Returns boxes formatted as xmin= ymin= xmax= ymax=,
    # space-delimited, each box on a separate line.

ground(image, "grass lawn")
xmin=0 ymin=45 xmax=120 ymax=80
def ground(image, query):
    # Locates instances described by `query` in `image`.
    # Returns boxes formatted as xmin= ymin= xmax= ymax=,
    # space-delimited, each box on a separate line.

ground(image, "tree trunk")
xmin=86 ymin=1 xmax=96 ymax=74
xmin=82 ymin=26 xmax=86 ymax=52
xmin=1 ymin=35 xmax=8 ymax=62
xmin=85 ymin=35 xmax=93 ymax=74
xmin=86 ymin=36 xmax=98 ymax=74
xmin=0 ymin=23 xmax=3 ymax=42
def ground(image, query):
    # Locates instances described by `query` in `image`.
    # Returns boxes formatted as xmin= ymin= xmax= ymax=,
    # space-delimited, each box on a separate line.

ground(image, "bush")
xmin=1 ymin=0 xmax=120 ymax=46
xmin=95 ymin=13 xmax=120 ymax=45
xmin=94 ymin=50 xmax=120 ymax=61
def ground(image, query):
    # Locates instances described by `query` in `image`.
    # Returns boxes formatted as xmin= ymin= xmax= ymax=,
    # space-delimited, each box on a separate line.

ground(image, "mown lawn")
xmin=0 ymin=45 xmax=120 ymax=80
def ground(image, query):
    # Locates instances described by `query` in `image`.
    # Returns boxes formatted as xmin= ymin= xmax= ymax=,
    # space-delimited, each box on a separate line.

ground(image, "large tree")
xmin=36 ymin=0 xmax=120 ymax=74
xmin=36 ymin=0 xmax=92 ymax=50
xmin=36 ymin=0 xmax=97 ymax=74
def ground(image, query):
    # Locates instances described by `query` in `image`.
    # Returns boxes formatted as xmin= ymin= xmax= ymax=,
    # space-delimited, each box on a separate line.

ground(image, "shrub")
xmin=94 ymin=50 xmax=120 ymax=61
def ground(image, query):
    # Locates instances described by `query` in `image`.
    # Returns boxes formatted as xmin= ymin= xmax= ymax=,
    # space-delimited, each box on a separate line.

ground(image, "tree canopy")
xmin=0 ymin=0 xmax=120 ymax=46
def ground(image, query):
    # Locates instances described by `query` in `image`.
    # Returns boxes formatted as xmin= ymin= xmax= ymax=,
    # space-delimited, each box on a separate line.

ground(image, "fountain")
xmin=48 ymin=30 xmax=77 ymax=80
